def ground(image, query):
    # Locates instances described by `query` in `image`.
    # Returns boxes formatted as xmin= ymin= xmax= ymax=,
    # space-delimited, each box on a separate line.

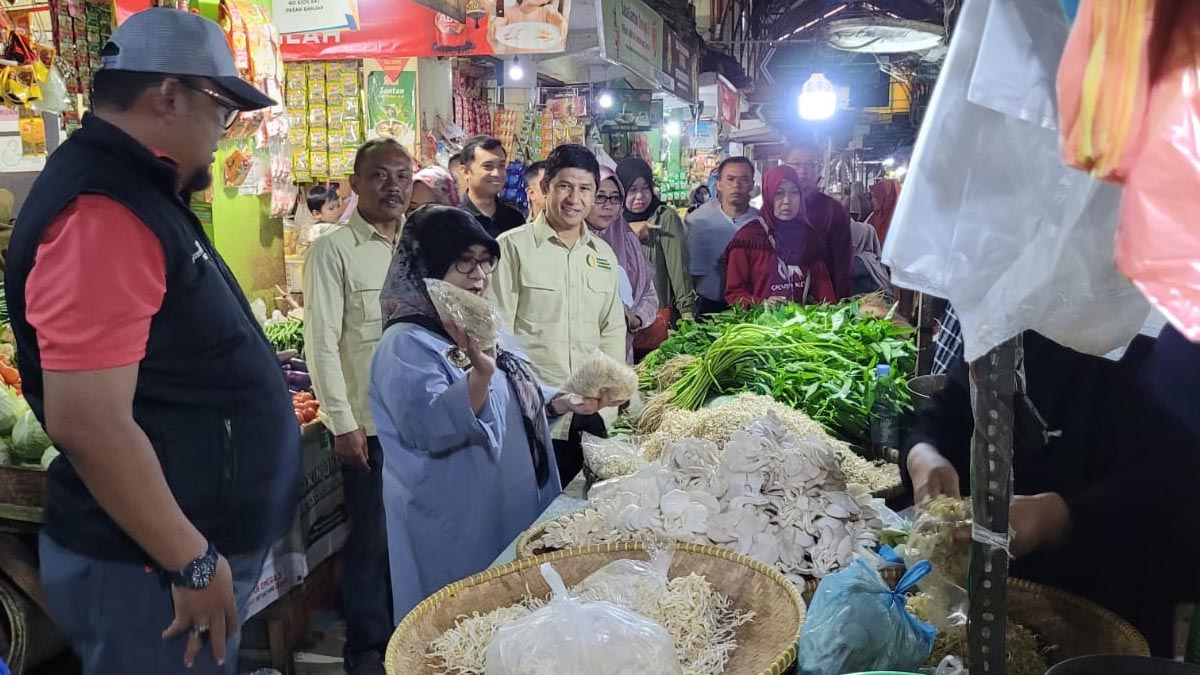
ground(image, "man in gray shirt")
xmin=685 ymin=156 xmax=760 ymax=315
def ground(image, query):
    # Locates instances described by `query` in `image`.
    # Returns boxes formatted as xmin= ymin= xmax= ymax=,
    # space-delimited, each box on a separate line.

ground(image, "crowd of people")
xmin=283 ymin=128 xmax=907 ymax=672
xmin=7 ymin=5 xmax=1200 ymax=674
xmin=3 ymin=7 xmax=898 ymax=675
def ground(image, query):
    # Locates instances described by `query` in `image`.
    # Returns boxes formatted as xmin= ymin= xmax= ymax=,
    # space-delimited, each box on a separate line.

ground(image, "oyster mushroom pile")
xmin=539 ymin=413 xmax=883 ymax=584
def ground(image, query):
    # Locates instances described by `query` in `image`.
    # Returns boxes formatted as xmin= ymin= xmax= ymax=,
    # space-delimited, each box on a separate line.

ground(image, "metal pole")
xmin=967 ymin=336 xmax=1019 ymax=675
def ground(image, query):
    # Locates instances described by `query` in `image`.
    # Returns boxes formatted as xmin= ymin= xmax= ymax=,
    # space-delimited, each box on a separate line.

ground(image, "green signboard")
xmin=598 ymin=0 xmax=664 ymax=86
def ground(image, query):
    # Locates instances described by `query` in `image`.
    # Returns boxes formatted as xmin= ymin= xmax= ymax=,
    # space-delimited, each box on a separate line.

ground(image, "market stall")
xmin=385 ymin=287 xmax=1156 ymax=672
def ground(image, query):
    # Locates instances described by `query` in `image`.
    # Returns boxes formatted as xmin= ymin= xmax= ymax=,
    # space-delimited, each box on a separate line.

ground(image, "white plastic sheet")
xmin=882 ymin=0 xmax=1150 ymax=362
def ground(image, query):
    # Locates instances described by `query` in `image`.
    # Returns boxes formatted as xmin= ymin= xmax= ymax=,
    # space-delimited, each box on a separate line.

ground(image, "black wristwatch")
xmin=164 ymin=542 xmax=219 ymax=590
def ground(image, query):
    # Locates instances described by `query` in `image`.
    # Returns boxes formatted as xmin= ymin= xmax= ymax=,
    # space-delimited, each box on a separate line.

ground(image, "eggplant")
xmin=288 ymin=358 xmax=309 ymax=373
xmin=276 ymin=349 xmax=300 ymax=364
xmin=285 ymin=371 xmax=312 ymax=390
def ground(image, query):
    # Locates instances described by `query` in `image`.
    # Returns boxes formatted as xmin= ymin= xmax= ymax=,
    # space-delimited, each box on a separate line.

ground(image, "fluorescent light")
xmin=798 ymin=73 xmax=837 ymax=121
xmin=508 ymin=57 xmax=524 ymax=81
xmin=598 ymin=92 xmax=614 ymax=109
xmin=665 ymin=120 xmax=681 ymax=137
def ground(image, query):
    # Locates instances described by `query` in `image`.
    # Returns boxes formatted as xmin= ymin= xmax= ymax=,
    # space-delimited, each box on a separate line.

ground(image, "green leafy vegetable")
xmin=639 ymin=300 xmax=916 ymax=441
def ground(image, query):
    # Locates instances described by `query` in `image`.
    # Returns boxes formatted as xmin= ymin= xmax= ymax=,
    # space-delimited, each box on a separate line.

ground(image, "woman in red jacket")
xmin=723 ymin=165 xmax=837 ymax=306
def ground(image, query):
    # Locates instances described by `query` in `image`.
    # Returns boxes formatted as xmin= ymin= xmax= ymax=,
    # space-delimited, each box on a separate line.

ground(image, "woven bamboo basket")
xmin=385 ymin=542 xmax=807 ymax=675
xmin=1006 ymin=578 xmax=1149 ymax=662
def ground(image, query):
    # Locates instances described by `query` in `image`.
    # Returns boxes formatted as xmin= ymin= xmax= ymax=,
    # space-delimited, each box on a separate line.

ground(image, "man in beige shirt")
xmin=302 ymin=138 xmax=412 ymax=675
xmin=491 ymin=144 xmax=626 ymax=484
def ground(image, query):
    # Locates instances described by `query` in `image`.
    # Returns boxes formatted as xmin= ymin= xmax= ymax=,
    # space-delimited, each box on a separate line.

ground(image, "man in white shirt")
xmin=685 ymin=157 xmax=760 ymax=315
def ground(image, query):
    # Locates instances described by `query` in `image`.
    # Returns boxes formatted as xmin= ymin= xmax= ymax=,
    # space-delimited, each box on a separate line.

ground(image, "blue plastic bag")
xmin=797 ymin=559 xmax=937 ymax=675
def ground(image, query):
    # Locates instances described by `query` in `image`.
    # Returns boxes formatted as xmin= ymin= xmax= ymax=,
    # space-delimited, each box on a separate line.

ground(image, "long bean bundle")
xmin=640 ymin=300 xmax=915 ymax=440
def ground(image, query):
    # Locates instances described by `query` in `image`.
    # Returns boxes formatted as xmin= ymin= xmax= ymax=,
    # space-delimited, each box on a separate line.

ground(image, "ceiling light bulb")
xmin=665 ymin=120 xmax=681 ymax=137
xmin=798 ymin=73 xmax=837 ymax=121
xmin=882 ymin=157 xmax=895 ymax=167
xmin=508 ymin=57 xmax=524 ymax=81
xmin=598 ymin=92 xmax=614 ymax=109
xmin=894 ymin=165 xmax=908 ymax=177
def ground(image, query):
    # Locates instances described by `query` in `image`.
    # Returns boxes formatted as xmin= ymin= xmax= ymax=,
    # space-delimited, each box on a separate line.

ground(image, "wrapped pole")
xmin=967 ymin=337 xmax=1019 ymax=674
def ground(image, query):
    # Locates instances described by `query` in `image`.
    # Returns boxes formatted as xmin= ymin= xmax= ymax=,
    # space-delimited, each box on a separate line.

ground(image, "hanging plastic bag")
xmin=30 ymin=65 xmax=68 ymax=114
xmin=484 ymin=562 xmax=684 ymax=675
xmin=1116 ymin=0 xmax=1200 ymax=340
xmin=882 ymin=0 xmax=1150 ymax=362
xmin=1057 ymin=0 xmax=1158 ymax=183
xmin=581 ymin=432 xmax=648 ymax=481
xmin=796 ymin=558 xmax=937 ymax=675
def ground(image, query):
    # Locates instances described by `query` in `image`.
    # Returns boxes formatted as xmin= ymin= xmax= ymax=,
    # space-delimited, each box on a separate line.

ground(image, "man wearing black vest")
xmin=5 ymin=9 xmax=299 ymax=674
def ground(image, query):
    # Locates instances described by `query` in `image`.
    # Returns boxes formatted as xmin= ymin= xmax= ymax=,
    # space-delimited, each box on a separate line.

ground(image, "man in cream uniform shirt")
xmin=491 ymin=144 xmax=626 ymax=486
xmin=303 ymin=138 xmax=412 ymax=675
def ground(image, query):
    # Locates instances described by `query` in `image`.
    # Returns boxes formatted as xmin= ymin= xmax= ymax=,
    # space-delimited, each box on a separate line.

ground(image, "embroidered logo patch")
xmin=586 ymin=254 xmax=612 ymax=270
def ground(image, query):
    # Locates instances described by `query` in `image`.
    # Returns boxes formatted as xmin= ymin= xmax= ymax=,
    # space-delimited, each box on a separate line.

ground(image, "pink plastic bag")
xmin=1117 ymin=1 xmax=1200 ymax=339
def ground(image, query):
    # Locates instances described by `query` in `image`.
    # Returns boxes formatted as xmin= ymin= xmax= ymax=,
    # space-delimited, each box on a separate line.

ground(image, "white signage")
xmin=272 ymin=0 xmax=358 ymax=35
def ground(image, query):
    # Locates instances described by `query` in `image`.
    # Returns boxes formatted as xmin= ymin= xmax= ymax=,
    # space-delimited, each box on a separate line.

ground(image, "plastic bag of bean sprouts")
xmin=425 ymin=278 xmax=502 ymax=350
xmin=484 ymin=562 xmax=683 ymax=675
xmin=581 ymin=432 xmax=648 ymax=481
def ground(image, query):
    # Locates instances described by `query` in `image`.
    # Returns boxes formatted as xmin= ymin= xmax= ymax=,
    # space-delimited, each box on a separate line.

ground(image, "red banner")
xmin=118 ymin=0 xmax=572 ymax=61
xmin=717 ymin=75 xmax=740 ymax=129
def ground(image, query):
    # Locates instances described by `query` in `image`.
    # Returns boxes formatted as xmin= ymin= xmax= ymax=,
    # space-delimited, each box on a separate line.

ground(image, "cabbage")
xmin=0 ymin=386 xmax=22 ymax=434
xmin=11 ymin=411 xmax=50 ymax=462
xmin=40 ymin=446 xmax=59 ymax=470
xmin=0 ymin=436 xmax=10 ymax=466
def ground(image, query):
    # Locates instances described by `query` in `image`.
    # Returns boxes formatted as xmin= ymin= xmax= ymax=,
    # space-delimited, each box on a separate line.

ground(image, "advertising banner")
xmin=717 ymin=74 xmax=740 ymax=129
xmin=280 ymin=0 xmax=572 ymax=59
xmin=272 ymin=0 xmax=359 ymax=35
xmin=592 ymin=89 xmax=653 ymax=133
xmin=661 ymin=30 xmax=697 ymax=103
xmin=115 ymin=0 xmax=572 ymax=60
xmin=598 ymin=0 xmax=663 ymax=86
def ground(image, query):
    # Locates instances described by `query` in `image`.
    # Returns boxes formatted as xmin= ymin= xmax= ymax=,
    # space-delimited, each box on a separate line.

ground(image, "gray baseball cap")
xmin=99 ymin=7 xmax=276 ymax=111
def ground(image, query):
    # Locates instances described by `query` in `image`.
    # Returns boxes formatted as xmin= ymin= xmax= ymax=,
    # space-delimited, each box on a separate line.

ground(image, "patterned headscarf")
xmin=414 ymin=166 xmax=461 ymax=207
xmin=380 ymin=205 xmax=551 ymax=487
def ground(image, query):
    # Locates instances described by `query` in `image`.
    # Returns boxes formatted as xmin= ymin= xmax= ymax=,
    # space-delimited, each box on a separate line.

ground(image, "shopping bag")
xmin=883 ymin=0 xmax=1149 ymax=362
xmin=1116 ymin=0 xmax=1200 ymax=339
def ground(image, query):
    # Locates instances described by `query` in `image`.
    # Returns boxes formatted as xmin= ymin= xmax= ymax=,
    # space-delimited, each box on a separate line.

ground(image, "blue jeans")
xmin=40 ymin=534 xmax=266 ymax=675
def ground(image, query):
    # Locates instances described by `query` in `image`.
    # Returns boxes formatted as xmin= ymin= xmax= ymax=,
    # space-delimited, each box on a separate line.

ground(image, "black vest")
xmin=5 ymin=114 xmax=300 ymax=563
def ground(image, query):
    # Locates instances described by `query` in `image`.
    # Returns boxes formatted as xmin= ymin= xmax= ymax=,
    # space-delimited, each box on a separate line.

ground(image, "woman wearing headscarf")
xmin=370 ymin=205 xmax=599 ymax=620
xmin=850 ymin=219 xmax=891 ymax=297
xmin=723 ymin=165 xmax=836 ymax=306
xmin=868 ymin=178 xmax=900 ymax=244
xmin=407 ymin=166 xmax=460 ymax=216
xmin=587 ymin=167 xmax=658 ymax=363
xmin=617 ymin=157 xmax=697 ymax=325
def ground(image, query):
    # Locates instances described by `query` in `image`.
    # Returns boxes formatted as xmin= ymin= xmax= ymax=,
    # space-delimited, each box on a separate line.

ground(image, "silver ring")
xmin=191 ymin=625 xmax=210 ymax=636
